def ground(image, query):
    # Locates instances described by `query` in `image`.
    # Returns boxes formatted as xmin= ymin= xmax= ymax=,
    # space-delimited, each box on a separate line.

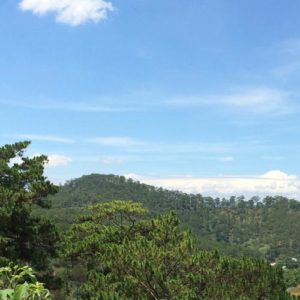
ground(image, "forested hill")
xmin=50 ymin=173 xmax=211 ymax=210
xmin=46 ymin=174 xmax=300 ymax=264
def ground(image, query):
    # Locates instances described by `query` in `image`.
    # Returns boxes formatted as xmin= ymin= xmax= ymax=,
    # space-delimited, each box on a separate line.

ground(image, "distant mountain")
xmin=43 ymin=173 xmax=300 ymax=263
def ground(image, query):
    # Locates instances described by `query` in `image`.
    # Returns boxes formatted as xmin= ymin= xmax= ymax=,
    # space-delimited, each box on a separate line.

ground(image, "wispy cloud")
xmin=87 ymin=137 xmax=147 ymax=147
xmin=223 ymin=88 xmax=288 ymax=113
xmin=1 ymin=86 xmax=293 ymax=115
xmin=126 ymin=170 xmax=300 ymax=199
xmin=0 ymin=99 xmax=135 ymax=112
xmin=12 ymin=134 xmax=74 ymax=144
xmin=169 ymin=87 xmax=293 ymax=115
xmin=19 ymin=0 xmax=114 ymax=26
xmin=87 ymin=136 xmax=233 ymax=154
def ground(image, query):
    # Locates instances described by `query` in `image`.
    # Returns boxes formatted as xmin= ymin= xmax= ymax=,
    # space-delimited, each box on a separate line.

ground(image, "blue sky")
xmin=1 ymin=0 xmax=300 ymax=197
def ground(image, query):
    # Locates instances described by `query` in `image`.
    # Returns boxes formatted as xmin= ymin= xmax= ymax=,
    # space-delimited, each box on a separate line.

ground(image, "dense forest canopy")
xmin=1 ymin=142 xmax=300 ymax=299
xmin=61 ymin=200 xmax=291 ymax=299
xmin=46 ymin=174 xmax=300 ymax=262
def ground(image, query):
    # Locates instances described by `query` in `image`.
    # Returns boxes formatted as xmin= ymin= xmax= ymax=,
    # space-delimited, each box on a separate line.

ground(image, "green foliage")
xmin=285 ymin=268 xmax=300 ymax=288
xmin=0 ymin=265 xmax=51 ymax=299
xmin=64 ymin=200 xmax=148 ymax=261
xmin=63 ymin=200 xmax=291 ymax=299
xmin=3 ymin=144 xmax=300 ymax=298
xmin=45 ymin=175 xmax=300 ymax=261
xmin=0 ymin=141 xmax=59 ymax=274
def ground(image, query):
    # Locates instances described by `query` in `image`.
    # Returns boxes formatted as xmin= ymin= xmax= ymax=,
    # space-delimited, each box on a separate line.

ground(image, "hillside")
xmin=40 ymin=174 xmax=300 ymax=266
xmin=49 ymin=173 xmax=200 ymax=211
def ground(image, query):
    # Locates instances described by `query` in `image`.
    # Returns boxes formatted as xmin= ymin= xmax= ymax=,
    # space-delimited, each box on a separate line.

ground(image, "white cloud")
xmin=260 ymin=170 xmax=296 ymax=180
xmin=9 ymin=153 xmax=72 ymax=168
xmin=46 ymin=154 xmax=72 ymax=167
xmin=0 ymin=99 xmax=136 ymax=112
xmin=19 ymin=0 xmax=113 ymax=26
xmin=2 ymin=87 xmax=293 ymax=115
xmin=0 ymin=93 xmax=152 ymax=112
xmin=87 ymin=137 xmax=147 ymax=147
xmin=126 ymin=170 xmax=300 ymax=199
xmin=223 ymin=88 xmax=288 ymax=113
xmin=12 ymin=134 xmax=74 ymax=144
xmin=9 ymin=157 xmax=23 ymax=166
xmin=124 ymin=173 xmax=141 ymax=181
xmin=169 ymin=87 xmax=292 ymax=115
xmin=87 ymin=137 xmax=233 ymax=155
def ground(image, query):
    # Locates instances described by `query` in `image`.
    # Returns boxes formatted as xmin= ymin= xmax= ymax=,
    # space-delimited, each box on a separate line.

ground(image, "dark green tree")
xmin=0 ymin=141 xmax=59 ymax=271
xmin=64 ymin=200 xmax=291 ymax=299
